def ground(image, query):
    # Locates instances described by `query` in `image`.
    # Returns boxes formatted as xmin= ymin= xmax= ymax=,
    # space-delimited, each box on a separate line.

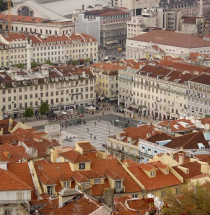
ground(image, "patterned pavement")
xmin=61 ymin=120 xmax=123 ymax=151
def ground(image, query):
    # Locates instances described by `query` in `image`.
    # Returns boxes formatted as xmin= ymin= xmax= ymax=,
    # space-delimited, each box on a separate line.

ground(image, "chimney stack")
xmin=103 ymin=188 xmax=114 ymax=209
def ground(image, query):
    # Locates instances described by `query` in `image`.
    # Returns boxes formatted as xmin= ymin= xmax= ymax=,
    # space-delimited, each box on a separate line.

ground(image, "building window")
xmin=151 ymin=171 xmax=155 ymax=177
xmin=47 ymin=186 xmax=53 ymax=195
xmin=132 ymin=194 xmax=138 ymax=198
xmin=115 ymin=180 xmax=122 ymax=189
xmin=63 ymin=181 xmax=69 ymax=187
xmin=4 ymin=209 xmax=11 ymax=215
xmin=79 ymin=163 xmax=85 ymax=170
xmin=94 ymin=179 xmax=101 ymax=184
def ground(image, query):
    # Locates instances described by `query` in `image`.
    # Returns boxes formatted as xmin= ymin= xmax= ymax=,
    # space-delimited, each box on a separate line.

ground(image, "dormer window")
xmin=79 ymin=163 xmax=85 ymax=170
xmin=151 ymin=171 xmax=155 ymax=177
xmin=115 ymin=180 xmax=122 ymax=189
xmin=94 ymin=178 xmax=101 ymax=184
xmin=47 ymin=186 xmax=53 ymax=195
xmin=63 ymin=181 xmax=69 ymax=187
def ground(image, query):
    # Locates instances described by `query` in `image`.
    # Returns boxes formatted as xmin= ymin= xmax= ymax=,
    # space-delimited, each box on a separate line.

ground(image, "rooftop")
xmin=129 ymin=30 xmax=210 ymax=48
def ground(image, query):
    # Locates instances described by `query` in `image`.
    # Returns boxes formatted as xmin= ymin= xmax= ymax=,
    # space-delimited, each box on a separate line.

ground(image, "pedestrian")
xmin=87 ymin=128 xmax=89 ymax=132
xmin=94 ymin=136 xmax=96 ymax=140
xmin=95 ymin=121 xmax=96 ymax=126
xmin=103 ymin=112 xmax=104 ymax=115
xmin=90 ymin=133 xmax=92 ymax=138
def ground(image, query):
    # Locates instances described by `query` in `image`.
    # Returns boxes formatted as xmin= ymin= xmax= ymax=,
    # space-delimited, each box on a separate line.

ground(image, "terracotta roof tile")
xmin=0 ymin=165 xmax=32 ymax=191
xmin=130 ymin=30 xmax=210 ymax=48
xmin=165 ymin=131 xmax=209 ymax=149
xmin=60 ymin=150 xmax=90 ymax=163
xmin=77 ymin=142 xmax=96 ymax=152
xmin=172 ymin=161 xmax=202 ymax=181
xmin=128 ymin=163 xmax=181 ymax=191
xmin=190 ymin=74 xmax=210 ymax=85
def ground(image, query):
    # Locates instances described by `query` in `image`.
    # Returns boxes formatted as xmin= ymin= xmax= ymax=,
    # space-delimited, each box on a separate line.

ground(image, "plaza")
xmin=60 ymin=119 xmax=123 ymax=151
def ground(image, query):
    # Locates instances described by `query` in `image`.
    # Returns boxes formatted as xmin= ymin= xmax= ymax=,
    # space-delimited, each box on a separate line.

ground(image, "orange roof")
xmin=78 ymin=142 xmax=96 ymax=152
xmin=199 ymin=117 xmax=210 ymax=125
xmin=130 ymin=30 xmax=210 ymax=48
xmin=120 ymin=125 xmax=156 ymax=141
xmin=0 ymin=167 xmax=32 ymax=191
xmin=60 ymin=150 xmax=90 ymax=163
xmin=0 ymin=143 xmax=31 ymax=162
xmin=90 ymin=158 xmax=142 ymax=193
xmin=105 ymin=169 xmax=124 ymax=180
xmin=128 ymin=163 xmax=181 ymax=191
xmin=158 ymin=119 xmax=197 ymax=133
xmin=172 ymin=161 xmax=202 ymax=181
xmin=35 ymin=162 xmax=72 ymax=191
xmin=35 ymin=194 xmax=101 ymax=215
xmin=158 ymin=59 xmax=208 ymax=73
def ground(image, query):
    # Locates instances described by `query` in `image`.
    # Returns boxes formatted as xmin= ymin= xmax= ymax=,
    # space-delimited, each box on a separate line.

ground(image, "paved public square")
xmin=61 ymin=119 xmax=123 ymax=151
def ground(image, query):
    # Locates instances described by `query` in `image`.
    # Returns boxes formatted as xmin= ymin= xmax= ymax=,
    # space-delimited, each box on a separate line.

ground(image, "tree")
xmin=31 ymin=61 xmax=38 ymax=68
xmin=24 ymin=107 xmax=34 ymax=118
xmin=45 ymin=59 xmax=53 ymax=65
xmin=0 ymin=0 xmax=8 ymax=12
xmin=72 ymin=60 xmax=78 ymax=66
xmin=16 ymin=63 xmax=24 ymax=69
xmin=162 ymin=182 xmax=210 ymax=215
xmin=39 ymin=102 xmax=49 ymax=115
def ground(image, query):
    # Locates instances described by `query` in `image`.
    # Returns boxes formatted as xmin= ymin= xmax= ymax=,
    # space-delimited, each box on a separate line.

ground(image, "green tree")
xmin=0 ymin=0 xmax=8 ymax=12
xmin=45 ymin=59 xmax=53 ymax=65
xmin=72 ymin=60 xmax=78 ymax=66
xmin=24 ymin=107 xmax=34 ymax=118
xmin=39 ymin=101 xmax=49 ymax=115
xmin=162 ymin=182 xmax=210 ymax=215
xmin=16 ymin=63 xmax=24 ymax=69
xmin=31 ymin=61 xmax=38 ymax=68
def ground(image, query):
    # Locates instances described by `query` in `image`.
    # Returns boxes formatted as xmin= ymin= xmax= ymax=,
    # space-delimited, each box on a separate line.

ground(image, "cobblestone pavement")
xmin=61 ymin=120 xmax=122 ymax=151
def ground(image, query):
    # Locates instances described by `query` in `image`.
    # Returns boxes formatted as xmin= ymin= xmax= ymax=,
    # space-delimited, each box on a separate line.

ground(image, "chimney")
xmin=58 ymin=188 xmax=81 ymax=208
xmin=103 ymin=188 xmax=114 ymax=209
xmin=27 ymin=38 xmax=32 ymax=71
xmin=179 ymin=155 xmax=184 ymax=165
xmin=0 ymin=161 xmax=8 ymax=171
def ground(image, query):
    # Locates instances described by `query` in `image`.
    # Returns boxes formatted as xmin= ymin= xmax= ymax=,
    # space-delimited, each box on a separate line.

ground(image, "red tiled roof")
xmin=35 ymin=162 xmax=72 ymax=192
xmin=105 ymin=169 xmax=124 ymax=180
xmin=165 ymin=131 xmax=209 ymax=149
xmin=72 ymin=171 xmax=89 ymax=183
xmin=60 ymin=150 xmax=90 ymax=163
xmin=128 ymin=163 xmax=181 ymax=191
xmin=77 ymin=142 xmax=96 ymax=152
xmin=120 ymin=125 xmax=156 ymax=141
xmin=158 ymin=59 xmax=208 ymax=73
xmin=85 ymin=8 xmax=129 ymax=17
xmin=0 ymin=143 xmax=31 ymax=162
xmin=0 ymin=165 xmax=32 ymax=191
xmin=172 ymin=161 xmax=202 ymax=181
xmin=199 ymin=117 xmax=210 ymax=125
xmin=130 ymin=30 xmax=210 ymax=48
xmin=36 ymin=194 xmax=101 ymax=215
xmin=158 ymin=119 xmax=197 ymax=133
xmin=190 ymin=74 xmax=210 ymax=85
xmin=90 ymin=158 xmax=142 ymax=193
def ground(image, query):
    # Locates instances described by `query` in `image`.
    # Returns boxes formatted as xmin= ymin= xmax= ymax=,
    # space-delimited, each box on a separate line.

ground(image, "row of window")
xmin=4 ymin=93 xmax=94 ymax=110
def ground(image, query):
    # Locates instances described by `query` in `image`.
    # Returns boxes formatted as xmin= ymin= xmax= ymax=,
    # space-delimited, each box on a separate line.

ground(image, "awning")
xmin=110 ymin=97 xmax=118 ymax=101
xmin=105 ymin=40 xmax=119 ymax=45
